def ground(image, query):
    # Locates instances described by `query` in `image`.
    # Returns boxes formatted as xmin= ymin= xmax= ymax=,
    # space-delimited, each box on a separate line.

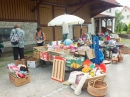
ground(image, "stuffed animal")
xmin=82 ymin=67 xmax=91 ymax=73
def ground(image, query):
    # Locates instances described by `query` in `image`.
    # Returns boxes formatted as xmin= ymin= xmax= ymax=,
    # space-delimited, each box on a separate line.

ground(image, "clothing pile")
xmin=7 ymin=63 xmax=29 ymax=78
xmin=68 ymin=71 xmax=88 ymax=95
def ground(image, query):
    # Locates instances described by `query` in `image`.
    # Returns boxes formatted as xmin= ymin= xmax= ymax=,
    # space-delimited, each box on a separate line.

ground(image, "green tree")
xmin=123 ymin=23 xmax=127 ymax=31
xmin=115 ymin=10 xmax=124 ymax=33
xmin=128 ymin=23 xmax=130 ymax=29
xmin=127 ymin=23 xmax=130 ymax=33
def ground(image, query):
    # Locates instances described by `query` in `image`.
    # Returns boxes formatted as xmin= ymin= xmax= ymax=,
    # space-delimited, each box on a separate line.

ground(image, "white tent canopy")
xmin=48 ymin=14 xmax=85 ymax=26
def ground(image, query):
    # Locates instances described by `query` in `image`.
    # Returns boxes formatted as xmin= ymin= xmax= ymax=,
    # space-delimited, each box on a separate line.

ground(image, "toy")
xmin=63 ymin=46 xmax=70 ymax=50
xmin=60 ymin=44 xmax=64 ymax=48
xmin=82 ymin=60 xmax=91 ymax=67
xmin=82 ymin=67 xmax=91 ymax=73
xmin=71 ymin=62 xmax=81 ymax=68
xmin=64 ymin=39 xmax=73 ymax=46
xmin=89 ymin=70 xmax=95 ymax=77
xmin=90 ymin=63 xmax=95 ymax=69
xmin=99 ymin=63 xmax=106 ymax=73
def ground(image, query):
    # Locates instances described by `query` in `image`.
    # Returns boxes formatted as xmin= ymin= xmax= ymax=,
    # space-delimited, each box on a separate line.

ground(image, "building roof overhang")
xmin=31 ymin=0 xmax=123 ymax=17
xmin=94 ymin=14 xmax=115 ymax=19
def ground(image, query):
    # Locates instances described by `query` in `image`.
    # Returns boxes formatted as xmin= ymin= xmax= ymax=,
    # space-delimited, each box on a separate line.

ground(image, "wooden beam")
xmin=42 ymin=2 xmax=66 ymax=8
xmin=68 ymin=0 xmax=99 ymax=7
xmin=79 ymin=0 xmax=82 ymax=2
xmin=68 ymin=0 xmax=91 ymax=7
xmin=65 ymin=7 xmax=67 ymax=14
xmin=31 ymin=0 xmax=43 ymax=12
xmin=91 ymin=6 xmax=104 ymax=10
xmin=71 ymin=0 xmax=100 ymax=14
xmin=71 ymin=3 xmax=86 ymax=14
xmin=102 ymin=18 xmax=106 ymax=22
xmin=110 ymin=19 xmax=113 ymax=32
xmin=39 ymin=24 xmax=47 ymax=26
xmin=0 ymin=19 xmax=37 ymax=22
xmin=105 ymin=19 xmax=108 ymax=31
xmin=80 ymin=27 xmax=82 ymax=37
xmin=91 ymin=2 xmax=115 ymax=11
xmin=52 ymin=6 xmax=55 ymax=41
xmin=91 ymin=4 xmax=110 ymax=17
xmin=37 ymin=0 xmax=40 ymax=26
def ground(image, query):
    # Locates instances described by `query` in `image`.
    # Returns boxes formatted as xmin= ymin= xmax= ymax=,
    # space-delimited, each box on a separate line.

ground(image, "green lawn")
xmin=121 ymin=31 xmax=127 ymax=34
xmin=120 ymin=38 xmax=130 ymax=45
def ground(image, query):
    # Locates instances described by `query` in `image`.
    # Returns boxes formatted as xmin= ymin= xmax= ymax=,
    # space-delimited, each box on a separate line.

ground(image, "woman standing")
xmin=34 ymin=27 xmax=46 ymax=46
xmin=10 ymin=24 xmax=25 ymax=66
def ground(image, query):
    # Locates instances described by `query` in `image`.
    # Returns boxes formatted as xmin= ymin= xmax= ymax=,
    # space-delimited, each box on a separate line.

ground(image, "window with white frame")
xmin=125 ymin=9 xmax=127 ymax=12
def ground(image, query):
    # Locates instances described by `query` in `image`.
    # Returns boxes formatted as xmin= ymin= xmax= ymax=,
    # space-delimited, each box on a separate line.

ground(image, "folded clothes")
xmin=7 ymin=63 xmax=29 ymax=78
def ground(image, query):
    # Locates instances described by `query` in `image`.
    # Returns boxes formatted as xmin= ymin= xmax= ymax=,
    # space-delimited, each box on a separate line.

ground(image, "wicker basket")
xmin=82 ymin=74 xmax=106 ymax=89
xmin=87 ymin=79 xmax=108 ymax=97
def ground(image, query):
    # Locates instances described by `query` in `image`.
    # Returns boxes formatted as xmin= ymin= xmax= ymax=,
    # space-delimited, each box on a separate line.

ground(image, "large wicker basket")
xmin=87 ymin=79 xmax=108 ymax=97
xmin=82 ymin=74 xmax=106 ymax=89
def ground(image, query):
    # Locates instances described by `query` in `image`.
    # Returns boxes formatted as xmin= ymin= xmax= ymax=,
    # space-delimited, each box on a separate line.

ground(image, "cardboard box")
xmin=33 ymin=51 xmax=40 ymax=59
xmin=40 ymin=52 xmax=49 ymax=61
xmin=27 ymin=58 xmax=39 ymax=68
xmin=33 ymin=46 xmax=47 ymax=52
xmin=33 ymin=46 xmax=47 ymax=59
xmin=48 ymin=54 xmax=56 ymax=62
xmin=9 ymin=73 xmax=30 ymax=87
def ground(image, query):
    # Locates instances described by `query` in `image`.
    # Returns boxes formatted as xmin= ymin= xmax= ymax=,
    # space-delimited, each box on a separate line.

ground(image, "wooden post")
xmin=101 ymin=18 xmax=102 ymax=33
xmin=111 ymin=19 xmax=113 ymax=33
xmin=105 ymin=19 xmax=108 ymax=31
xmin=52 ymin=6 xmax=55 ymax=41
xmin=37 ymin=6 xmax=40 ymax=26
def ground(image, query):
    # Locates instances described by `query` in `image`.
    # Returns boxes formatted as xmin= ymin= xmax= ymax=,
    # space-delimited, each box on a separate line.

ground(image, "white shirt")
xmin=62 ymin=22 xmax=69 ymax=34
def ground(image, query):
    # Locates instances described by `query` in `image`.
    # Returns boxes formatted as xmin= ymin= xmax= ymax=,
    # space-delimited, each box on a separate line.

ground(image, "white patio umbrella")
xmin=48 ymin=14 xmax=84 ymax=41
xmin=48 ymin=14 xmax=84 ymax=26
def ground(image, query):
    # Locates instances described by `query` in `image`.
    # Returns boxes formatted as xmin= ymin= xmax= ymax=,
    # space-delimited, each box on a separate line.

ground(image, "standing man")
xmin=10 ymin=24 xmax=25 ymax=66
xmin=62 ymin=22 xmax=69 ymax=42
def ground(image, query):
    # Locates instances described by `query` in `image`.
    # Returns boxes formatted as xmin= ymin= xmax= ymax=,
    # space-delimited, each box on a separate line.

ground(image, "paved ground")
xmin=0 ymin=52 xmax=130 ymax=97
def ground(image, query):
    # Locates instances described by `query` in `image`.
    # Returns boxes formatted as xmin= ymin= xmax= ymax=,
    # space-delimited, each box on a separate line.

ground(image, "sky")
xmin=116 ymin=0 xmax=130 ymax=10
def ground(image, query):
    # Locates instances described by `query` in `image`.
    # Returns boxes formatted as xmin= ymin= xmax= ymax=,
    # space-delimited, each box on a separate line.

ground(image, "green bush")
xmin=123 ymin=24 xmax=128 ymax=31
xmin=127 ymin=29 xmax=130 ymax=33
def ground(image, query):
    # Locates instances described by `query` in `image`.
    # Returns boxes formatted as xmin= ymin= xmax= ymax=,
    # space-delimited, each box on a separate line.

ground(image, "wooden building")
xmin=0 ymin=0 xmax=121 ymax=45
